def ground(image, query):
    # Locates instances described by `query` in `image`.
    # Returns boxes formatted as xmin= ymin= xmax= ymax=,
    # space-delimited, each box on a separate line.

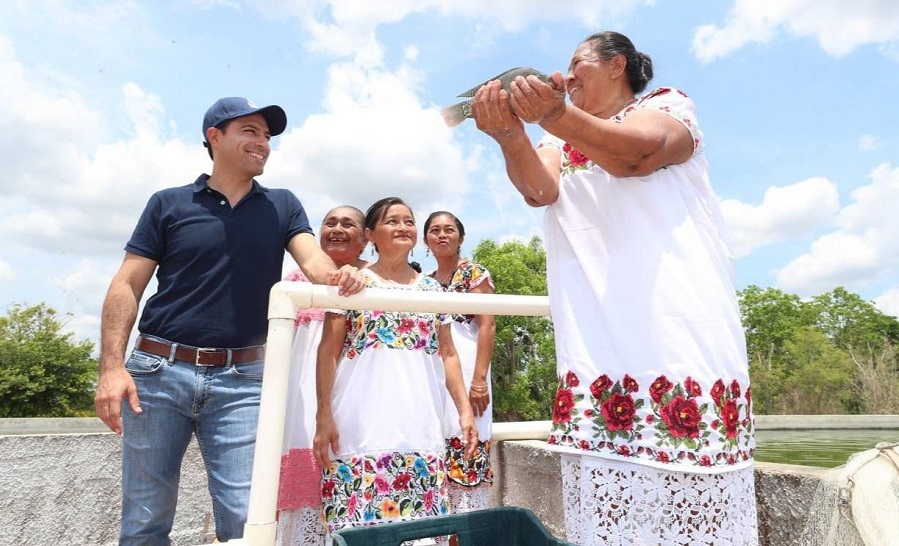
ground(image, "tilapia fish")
xmin=441 ymin=67 xmax=550 ymax=127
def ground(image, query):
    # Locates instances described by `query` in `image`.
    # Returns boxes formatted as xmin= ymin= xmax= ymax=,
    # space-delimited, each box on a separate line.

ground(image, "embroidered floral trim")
xmin=342 ymin=275 xmax=443 ymax=359
xmin=321 ymin=451 xmax=448 ymax=532
xmin=549 ymin=371 xmax=754 ymax=468
xmin=432 ymin=261 xmax=494 ymax=324
xmin=445 ymin=437 xmax=493 ymax=488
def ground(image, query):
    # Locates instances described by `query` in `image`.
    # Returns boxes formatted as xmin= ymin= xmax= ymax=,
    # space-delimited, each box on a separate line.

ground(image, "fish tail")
xmin=441 ymin=100 xmax=472 ymax=128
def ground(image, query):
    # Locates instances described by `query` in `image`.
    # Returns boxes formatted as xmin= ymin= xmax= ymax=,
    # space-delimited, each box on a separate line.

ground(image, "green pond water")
xmin=753 ymin=429 xmax=898 ymax=468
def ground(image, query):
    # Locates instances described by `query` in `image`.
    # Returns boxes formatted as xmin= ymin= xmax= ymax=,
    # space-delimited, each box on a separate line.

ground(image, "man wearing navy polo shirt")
xmin=94 ymin=97 xmax=363 ymax=545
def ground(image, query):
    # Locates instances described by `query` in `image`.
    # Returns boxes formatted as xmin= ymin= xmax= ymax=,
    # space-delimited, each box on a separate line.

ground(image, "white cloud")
xmin=720 ymin=176 xmax=840 ymax=258
xmin=265 ymin=60 xmax=474 ymax=224
xmin=692 ymin=0 xmax=899 ymax=62
xmin=0 ymin=260 xmax=15 ymax=282
xmin=0 ymin=37 xmax=206 ymax=255
xmin=776 ymin=163 xmax=899 ymax=295
xmin=858 ymin=134 xmax=882 ymax=151
xmin=253 ymin=0 xmax=649 ymax=57
xmin=874 ymin=286 xmax=899 ymax=319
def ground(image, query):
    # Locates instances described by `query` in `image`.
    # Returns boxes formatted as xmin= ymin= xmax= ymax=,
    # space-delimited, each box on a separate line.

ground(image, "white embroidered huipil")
xmin=539 ymin=88 xmax=755 ymax=474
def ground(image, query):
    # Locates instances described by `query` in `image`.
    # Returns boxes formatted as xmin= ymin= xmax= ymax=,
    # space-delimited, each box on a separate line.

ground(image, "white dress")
xmin=320 ymin=270 xmax=451 ymax=534
xmin=432 ymin=261 xmax=495 ymax=513
xmin=538 ymin=87 xmax=759 ymax=545
xmin=277 ymin=270 xmax=327 ymax=546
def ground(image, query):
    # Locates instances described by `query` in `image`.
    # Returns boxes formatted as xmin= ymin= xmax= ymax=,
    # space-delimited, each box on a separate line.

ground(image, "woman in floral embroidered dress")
xmin=313 ymin=197 xmax=478 ymax=538
xmin=423 ymin=211 xmax=496 ymax=515
xmin=277 ymin=205 xmax=369 ymax=546
xmin=471 ymin=31 xmax=758 ymax=545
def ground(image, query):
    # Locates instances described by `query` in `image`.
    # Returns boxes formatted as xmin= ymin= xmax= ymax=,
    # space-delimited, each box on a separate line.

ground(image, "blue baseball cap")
xmin=202 ymin=97 xmax=287 ymax=143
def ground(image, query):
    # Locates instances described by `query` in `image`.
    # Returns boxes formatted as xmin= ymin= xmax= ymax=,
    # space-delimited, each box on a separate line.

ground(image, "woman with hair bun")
xmin=471 ymin=31 xmax=758 ymax=545
xmin=423 ymin=211 xmax=496 ymax=516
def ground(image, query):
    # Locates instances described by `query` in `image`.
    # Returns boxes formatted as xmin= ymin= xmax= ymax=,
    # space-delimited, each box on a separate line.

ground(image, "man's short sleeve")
xmin=125 ymin=194 xmax=164 ymax=259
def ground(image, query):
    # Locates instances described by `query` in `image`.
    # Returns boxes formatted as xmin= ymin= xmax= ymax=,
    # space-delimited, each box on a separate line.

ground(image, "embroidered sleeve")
xmin=462 ymin=262 xmax=494 ymax=292
xmin=536 ymin=133 xmax=566 ymax=170
xmin=630 ymin=87 xmax=703 ymax=156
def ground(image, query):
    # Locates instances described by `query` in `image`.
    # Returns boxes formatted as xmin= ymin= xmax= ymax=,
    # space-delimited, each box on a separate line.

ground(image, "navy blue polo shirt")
xmin=125 ymin=174 xmax=312 ymax=348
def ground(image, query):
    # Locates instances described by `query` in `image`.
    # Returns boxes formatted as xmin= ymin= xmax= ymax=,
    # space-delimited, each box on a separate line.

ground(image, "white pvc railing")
xmin=226 ymin=281 xmax=553 ymax=546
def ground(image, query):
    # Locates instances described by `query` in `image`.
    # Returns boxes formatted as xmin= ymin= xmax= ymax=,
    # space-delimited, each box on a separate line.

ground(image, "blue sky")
xmin=1 ymin=0 xmax=898 ymax=348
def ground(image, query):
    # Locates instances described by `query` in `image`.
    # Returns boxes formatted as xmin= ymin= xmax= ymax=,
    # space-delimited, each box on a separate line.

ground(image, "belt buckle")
xmin=195 ymin=347 xmax=219 ymax=367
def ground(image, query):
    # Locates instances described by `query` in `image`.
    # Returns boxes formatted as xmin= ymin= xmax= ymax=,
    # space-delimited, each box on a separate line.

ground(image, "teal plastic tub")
xmin=331 ymin=506 xmax=572 ymax=545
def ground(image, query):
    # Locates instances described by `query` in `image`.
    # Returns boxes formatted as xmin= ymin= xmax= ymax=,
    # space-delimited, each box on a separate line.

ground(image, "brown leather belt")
xmin=135 ymin=336 xmax=265 ymax=367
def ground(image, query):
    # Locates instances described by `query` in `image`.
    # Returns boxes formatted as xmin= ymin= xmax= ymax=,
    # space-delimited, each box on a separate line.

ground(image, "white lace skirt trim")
xmin=277 ymin=506 xmax=325 ymax=546
xmin=447 ymin=484 xmax=491 ymax=514
xmin=561 ymin=454 xmax=758 ymax=546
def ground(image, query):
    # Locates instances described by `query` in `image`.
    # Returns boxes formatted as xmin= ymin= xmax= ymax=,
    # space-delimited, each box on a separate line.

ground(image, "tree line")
xmin=2 ymin=237 xmax=897 ymax=418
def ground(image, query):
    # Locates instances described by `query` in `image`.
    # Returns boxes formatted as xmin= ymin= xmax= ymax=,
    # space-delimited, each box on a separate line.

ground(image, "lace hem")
xmin=561 ymin=454 xmax=758 ymax=545
xmin=277 ymin=506 xmax=325 ymax=546
xmin=447 ymin=485 xmax=490 ymax=514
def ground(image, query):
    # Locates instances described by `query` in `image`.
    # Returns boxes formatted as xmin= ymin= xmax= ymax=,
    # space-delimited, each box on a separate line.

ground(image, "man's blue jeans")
xmin=119 ymin=340 xmax=263 ymax=545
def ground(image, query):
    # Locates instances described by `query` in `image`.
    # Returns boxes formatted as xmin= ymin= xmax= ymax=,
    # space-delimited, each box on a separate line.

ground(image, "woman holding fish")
xmin=470 ymin=31 xmax=759 ymax=545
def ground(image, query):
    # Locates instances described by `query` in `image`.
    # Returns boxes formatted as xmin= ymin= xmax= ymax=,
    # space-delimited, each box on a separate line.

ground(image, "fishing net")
xmin=795 ymin=442 xmax=899 ymax=545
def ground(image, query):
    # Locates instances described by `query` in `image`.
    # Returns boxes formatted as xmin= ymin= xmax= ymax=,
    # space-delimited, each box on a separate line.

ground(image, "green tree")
xmin=777 ymin=327 xmax=854 ymax=414
xmin=738 ymin=285 xmax=899 ymax=415
xmin=473 ymin=236 xmax=556 ymax=421
xmin=0 ymin=303 xmax=97 ymax=417
xmin=809 ymin=287 xmax=899 ymax=351
xmin=738 ymin=285 xmax=811 ymax=414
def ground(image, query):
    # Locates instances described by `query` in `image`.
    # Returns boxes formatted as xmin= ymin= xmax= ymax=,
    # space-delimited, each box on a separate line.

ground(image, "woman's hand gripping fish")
xmin=441 ymin=67 xmax=551 ymax=127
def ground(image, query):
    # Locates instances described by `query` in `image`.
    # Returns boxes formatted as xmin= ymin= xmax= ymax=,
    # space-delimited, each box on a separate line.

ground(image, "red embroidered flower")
xmin=710 ymin=379 xmax=727 ymax=408
xmin=745 ymin=386 xmax=752 ymax=405
xmin=657 ymin=451 xmax=670 ymax=463
xmin=564 ymin=370 xmax=580 ymax=387
xmin=579 ymin=439 xmax=591 ymax=450
xmin=622 ymin=374 xmax=639 ymax=393
xmin=730 ymin=379 xmax=741 ymax=399
xmin=392 ymin=472 xmax=412 ymax=491
xmin=600 ymin=392 xmax=637 ymax=431
xmin=649 ymin=375 xmax=673 ymax=403
xmin=552 ymin=388 xmax=575 ymax=424
xmin=645 ymin=414 xmax=654 ymax=424
xmin=660 ymin=395 xmax=702 ymax=439
xmin=590 ymin=374 xmax=612 ymax=398
xmin=397 ymin=317 xmax=415 ymax=334
xmin=617 ymin=444 xmax=631 ymax=456
xmin=423 ymin=488 xmax=435 ymax=511
xmin=721 ymin=399 xmax=740 ymax=440
xmin=562 ymin=142 xmax=590 ymax=167
xmin=321 ymin=480 xmax=336 ymax=499
xmin=700 ymin=455 xmax=712 ymax=467
xmin=684 ymin=376 xmax=702 ymax=398
xmin=584 ymin=409 xmax=595 ymax=418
